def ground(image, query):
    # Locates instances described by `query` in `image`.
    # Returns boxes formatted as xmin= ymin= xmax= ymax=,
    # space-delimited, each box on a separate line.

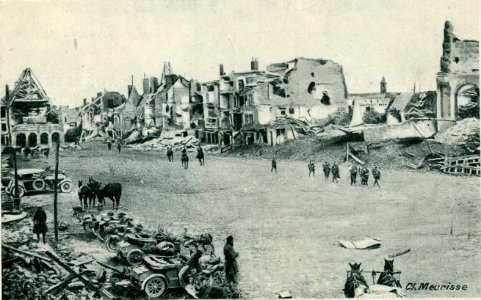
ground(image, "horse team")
xmin=344 ymin=259 xmax=402 ymax=298
xmin=78 ymin=177 xmax=122 ymax=209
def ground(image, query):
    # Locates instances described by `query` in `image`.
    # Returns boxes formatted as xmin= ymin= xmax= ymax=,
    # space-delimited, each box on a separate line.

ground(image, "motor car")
xmin=5 ymin=168 xmax=73 ymax=198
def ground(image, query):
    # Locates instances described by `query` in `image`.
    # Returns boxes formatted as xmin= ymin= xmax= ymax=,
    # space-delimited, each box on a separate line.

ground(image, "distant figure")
xmin=224 ymin=235 xmax=239 ymax=285
xmin=181 ymin=146 xmax=189 ymax=169
xmin=117 ymin=142 xmax=122 ymax=153
xmin=107 ymin=141 xmax=112 ymax=150
xmin=331 ymin=163 xmax=340 ymax=183
xmin=308 ymin=160 xmax=315 ymax=177
xmin=350 ymin=166 xmax=358 ymax=186
xmin=24 ymin=146 xmax=31 ymax=158
xmin=167 ymin=146 xmax=174 ymax=162
xmin=32 ymin=206 xmax=47 ymax=243
xmin=372 ymin=166 xmax=381 ymax=187
xmin=361 ymin=167 xmax=369 ymax=186
xmin=322 ymin=162 xmax=330 ymax=180
xmin=44 ymin=148 xmax=50 ymax=159
xmin=196 ymin=145 xmax=205 ymax=166
xmin=271 ymin=158 xmax=277 ymax=173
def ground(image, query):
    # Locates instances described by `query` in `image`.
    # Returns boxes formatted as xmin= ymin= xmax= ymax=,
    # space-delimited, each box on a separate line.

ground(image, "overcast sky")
xmin=0 ymin=0 xmax=479 ymax=106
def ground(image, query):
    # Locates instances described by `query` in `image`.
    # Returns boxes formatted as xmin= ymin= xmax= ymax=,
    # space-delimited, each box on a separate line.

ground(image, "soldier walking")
xmin=167 ymin=146 xmax=174 ymax=162
xmin=322 ymin=162 xmax=330 ymax=180
xmin=350 ymin=165 xmax=358 ymax=186
xmin=271 ymin=158 xmax=277 ymax=173
xmin=361 ymin=166 xmax=369 ymax=186
xmin=308 ymin=159 xmax=315 ymax=177
xmin=331 ymin=162 xmax=340 ymax=183
xmin=372 ymin=166 xmax=381 ymax=187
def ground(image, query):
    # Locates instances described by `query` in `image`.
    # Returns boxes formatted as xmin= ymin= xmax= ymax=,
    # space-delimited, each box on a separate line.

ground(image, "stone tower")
xmin=380 ymin=77 xmax=387 ymax=93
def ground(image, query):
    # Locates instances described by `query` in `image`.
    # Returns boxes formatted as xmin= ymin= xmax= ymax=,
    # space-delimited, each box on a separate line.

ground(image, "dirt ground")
xmin=15 ymin=142 xmax=481 ymax=298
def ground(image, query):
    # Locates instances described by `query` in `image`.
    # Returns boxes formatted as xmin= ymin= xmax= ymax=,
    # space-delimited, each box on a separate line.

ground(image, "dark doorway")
xmin=16 ymin=133 xmax=26 ymax=147
xmin=52 ymin=132 xmax=60 ymax=144
xmin=28 ymin=133 xmax=37 ymax=147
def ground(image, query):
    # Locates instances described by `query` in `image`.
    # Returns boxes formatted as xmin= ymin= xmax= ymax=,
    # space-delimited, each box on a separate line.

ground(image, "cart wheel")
xmin=143 ymin=275 xmax=167 ymax=298
xmin=97 ymin=228 xmax=109 ymax=242
xmin=32 ymin=179 xmax=46 ymax=191
xmin=60 ymin=181 xmax=73 ymax=193
xmin=106 ymin=236 xmax=123 ymax=252
xmin=82 ymin=220 xmax=93 ymax=232
xmin=178 ymin=265 xmax=190 ymax=288
xmin=126 ymin=249 xmax=144 ymax=266
xmin=12 ymin=185 xmax=25 ymax=198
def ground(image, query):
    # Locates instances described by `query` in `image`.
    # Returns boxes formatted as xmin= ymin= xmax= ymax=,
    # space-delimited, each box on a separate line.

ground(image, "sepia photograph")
xmin=0 ymin=0 xmax=479 ymax=299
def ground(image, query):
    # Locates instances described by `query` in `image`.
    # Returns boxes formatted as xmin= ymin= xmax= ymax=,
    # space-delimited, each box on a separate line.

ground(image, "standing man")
xmin=196 ymin=145 xmax=205 ymax=166
xmin=107 ymin=141 xmax=112 ymax=150
xmin=167 ymin=146 xmax=174 ymax=162
xmin=372 ymin=166 xmax=381 ymax=187
xmin=308 ymin=159 xmax=315 ymax=177
xmin=323 ymin=162 xmax=330 ymax=180
xmin=181 ymin=146 xmax=189 ymax=169
xmin=117 ymin=141 xmax=122 ymax=153
xmin=361 ymin=166 xmax=369 ymax=186
xmin=271 ymin=157 xmax=277 ymax=173
xmin=331 ymin=162 xmax=340 ymax=183
xmin=224 ymin=235 xmax=239 ymax=285
xmin=350 ymin=165 xmax=358 ymax=186
xmin=32 ymin=206 xmax=47 ymax=243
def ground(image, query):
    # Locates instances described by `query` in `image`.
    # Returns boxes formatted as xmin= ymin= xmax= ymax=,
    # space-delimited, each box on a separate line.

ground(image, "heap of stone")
xmin=2 ymin=219 xmax=104 ymax=300
xmin=435 ymin=118 xmax=480 ymax=153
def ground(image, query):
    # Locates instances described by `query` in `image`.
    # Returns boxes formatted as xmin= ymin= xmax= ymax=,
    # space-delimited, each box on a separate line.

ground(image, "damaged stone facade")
xmin=1 ymin=68 xmax=64 ymax=147
xmin=80 ymin=91 xmax=126 ymax=141
xmin=436 ymin=21 xmax=479 ymax=131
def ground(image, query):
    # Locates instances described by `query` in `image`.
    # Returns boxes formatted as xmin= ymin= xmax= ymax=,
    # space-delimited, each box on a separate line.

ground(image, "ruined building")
xmin=436 ymin=21 xmax=479 ymax=131
xmin=80 ymin=91 xmax=126 ymax=141
xmin=1 ymin=68 xmax=63 ymax=147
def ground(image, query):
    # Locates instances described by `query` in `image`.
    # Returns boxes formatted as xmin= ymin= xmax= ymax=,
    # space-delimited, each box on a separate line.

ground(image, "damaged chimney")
xmin=251 ymin=58 xmax=259 ymax=71
xmin=219 ymin=64 xmax=225 ymax=76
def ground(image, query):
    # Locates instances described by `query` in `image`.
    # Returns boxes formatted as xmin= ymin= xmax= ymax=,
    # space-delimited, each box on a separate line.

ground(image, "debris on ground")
xmin=435 ymin=118 xmax=480 ymax=154
xmin=1 ymin=218 xmax=103 ymax=300
xmin=338 ymin=237 xmax=381 ymax=249
xmin=60 ymin=143 xmax=85 ymax=151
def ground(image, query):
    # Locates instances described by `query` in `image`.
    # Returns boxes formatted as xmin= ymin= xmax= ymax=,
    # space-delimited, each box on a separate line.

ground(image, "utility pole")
xmin=5 ymin=85 xmax=12 ymax=145
xmin=53 ymin=139 xmax=60 ymax=242
xmin=12 ymin=143 xmax=20 ymax=210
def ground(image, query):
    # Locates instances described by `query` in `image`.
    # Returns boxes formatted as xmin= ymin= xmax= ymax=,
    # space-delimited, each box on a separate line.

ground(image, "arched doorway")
xmin=40 ymin=133 xmax=49 ymax=145
xmin=28 ymin=133 xmax=37 ymax=147
xmin=52 ymin=132 xmax=60 ymax=144
xmin=456 ymin=84 xmax=479 ymax=119
xmin=16 ymin=133 xmax=27 ymax=147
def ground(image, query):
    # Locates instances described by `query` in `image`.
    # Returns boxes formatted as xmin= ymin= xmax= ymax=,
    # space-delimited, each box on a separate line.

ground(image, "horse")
xmin=377 ymin=259 xmax=402 ymax=287
xmin=78 ymin=180 xmax=96 ymax=208
xmin=88 ymin=177 xmax=122 ymax=209
xmin=344 ymin=263 xmax=369 ymax=298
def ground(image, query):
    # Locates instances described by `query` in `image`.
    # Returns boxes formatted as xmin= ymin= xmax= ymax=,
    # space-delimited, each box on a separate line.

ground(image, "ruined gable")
xmin=267 ymin=58 xmax=348 ymax=107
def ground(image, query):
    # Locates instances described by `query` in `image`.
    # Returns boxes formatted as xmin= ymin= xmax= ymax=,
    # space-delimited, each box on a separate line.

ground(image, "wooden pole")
xmin=5 ymin=85 xmax=12 ymax=145
xmin=53 ymin=139 xmax=60 ymax=242
xmin=12 ymin=140 xmax=20 ymax=209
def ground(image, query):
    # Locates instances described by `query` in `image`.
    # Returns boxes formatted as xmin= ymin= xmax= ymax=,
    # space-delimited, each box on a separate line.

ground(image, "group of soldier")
xmin=271 ymin=158 xmax=381 ymax=187
xmin=321 ymin=162 xmax=381 ymax=187
xmin=166 ymin=145 xmax=205 ymax=169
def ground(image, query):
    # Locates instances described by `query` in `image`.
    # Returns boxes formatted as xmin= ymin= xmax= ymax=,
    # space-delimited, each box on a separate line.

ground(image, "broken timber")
xmin=2 ymin=243 xmax=52 ymax=262
xmin=346 ymin=143 xmax=365 ymax=165
xmin=45 ymin=251 xmax=102 ymax=296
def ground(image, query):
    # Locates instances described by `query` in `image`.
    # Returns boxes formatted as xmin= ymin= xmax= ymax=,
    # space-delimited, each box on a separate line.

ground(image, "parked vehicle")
xmin=5 ymin=168 xmax=73 ymax=198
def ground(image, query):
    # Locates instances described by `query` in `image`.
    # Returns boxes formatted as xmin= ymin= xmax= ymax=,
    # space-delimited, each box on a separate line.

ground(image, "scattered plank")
xmin=2 ymin=243 xmax=52 ymax=262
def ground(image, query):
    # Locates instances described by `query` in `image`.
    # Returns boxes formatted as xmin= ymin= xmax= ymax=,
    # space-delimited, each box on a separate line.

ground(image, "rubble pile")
xmin=127 ymin=134 xmax=201 ymax=152
xmin=435 ymin=118 xmax=480 ymax=153
xmin=60 ymin=142 xmax=85 ymax=151
xmin=2 ymin=219 xmax=104 ymax=300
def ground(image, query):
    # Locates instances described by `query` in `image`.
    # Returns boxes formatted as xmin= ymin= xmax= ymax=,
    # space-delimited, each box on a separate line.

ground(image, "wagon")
xmin=5 ymin=168 xmax=73 ymax=198
xmin=117 ymin=233 xmax=157 ymax=266
xmin=128 ymin=255 xmax=187 ymax=298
